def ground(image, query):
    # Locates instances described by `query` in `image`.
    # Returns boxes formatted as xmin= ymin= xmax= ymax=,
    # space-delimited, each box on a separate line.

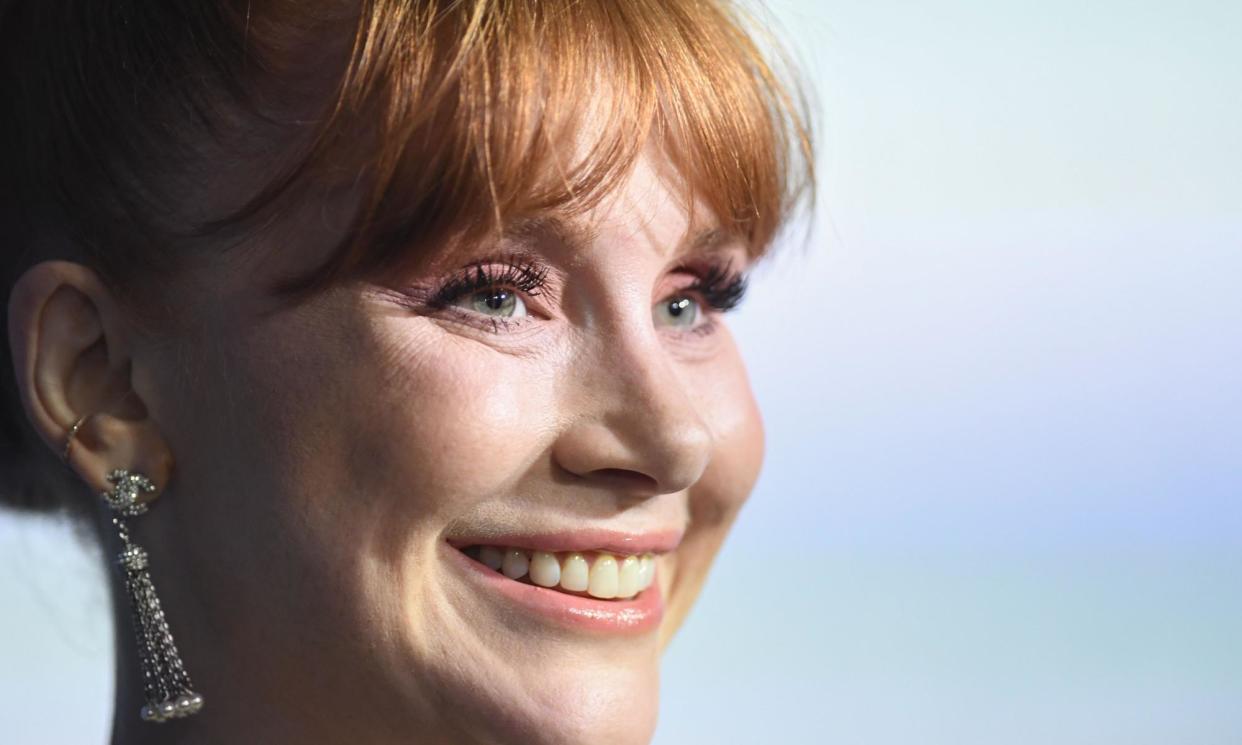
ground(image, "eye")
xmin=422 ymin=257 xmax=550 ymax=332
xmin=457 ymin=288 xmax=528 ymax=319
xmin=651 ymin=260 xmax=749 ymax=335
xmin=653 ymin=295 xmax=703 ymax=329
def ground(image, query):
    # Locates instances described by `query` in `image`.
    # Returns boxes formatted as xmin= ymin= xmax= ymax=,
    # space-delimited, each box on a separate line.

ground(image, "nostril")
xmin=587 ymin=468 xmax=660 ymax=496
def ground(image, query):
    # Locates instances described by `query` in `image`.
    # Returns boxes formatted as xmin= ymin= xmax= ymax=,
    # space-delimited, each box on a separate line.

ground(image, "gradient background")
xmin=2 ymin=1 xmax=1240 ymax=743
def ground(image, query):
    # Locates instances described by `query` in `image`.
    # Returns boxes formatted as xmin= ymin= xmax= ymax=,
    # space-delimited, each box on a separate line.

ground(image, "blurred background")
xmin=3 ymin=1 xmax=1239 ymax=743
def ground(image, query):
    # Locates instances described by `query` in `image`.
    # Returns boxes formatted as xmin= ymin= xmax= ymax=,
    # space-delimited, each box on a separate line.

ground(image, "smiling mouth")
xmin=457 ymin=545 xmax=657 ymax=600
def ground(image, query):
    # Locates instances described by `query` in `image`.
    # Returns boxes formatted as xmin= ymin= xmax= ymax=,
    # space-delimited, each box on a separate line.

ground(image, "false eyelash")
xmin=680 ymin=260 xmax=749 ymax=312
xmin=426 ymin=258 xmax=551 ymax=309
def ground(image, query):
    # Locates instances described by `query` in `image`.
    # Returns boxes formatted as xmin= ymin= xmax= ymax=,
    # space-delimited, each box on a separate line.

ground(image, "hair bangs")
xmin=261 ymin=0 xmax=813 ymax=298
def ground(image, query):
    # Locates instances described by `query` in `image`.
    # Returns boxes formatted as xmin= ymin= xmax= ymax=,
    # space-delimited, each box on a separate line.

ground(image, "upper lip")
xmin=446 ymin=527 xmax=684 ymax=556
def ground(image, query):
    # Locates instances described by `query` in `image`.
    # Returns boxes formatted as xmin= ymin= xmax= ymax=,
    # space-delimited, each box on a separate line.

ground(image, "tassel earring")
xmin=99 ymin=471 xmax=203 ymax=720
xmin=62 ymin=410 xmax=203 ymax=723
xmin=102 ymin=468 xmax=205 ymax=722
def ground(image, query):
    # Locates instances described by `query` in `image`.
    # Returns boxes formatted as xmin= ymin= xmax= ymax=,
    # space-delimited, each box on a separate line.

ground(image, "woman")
xmin=1 ymin=1 xmax=812 ymax=743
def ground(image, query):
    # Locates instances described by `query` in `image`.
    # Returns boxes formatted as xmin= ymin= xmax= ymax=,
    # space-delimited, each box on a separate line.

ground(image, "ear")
xmin=6 ymin=260 xmax=173 ymax=504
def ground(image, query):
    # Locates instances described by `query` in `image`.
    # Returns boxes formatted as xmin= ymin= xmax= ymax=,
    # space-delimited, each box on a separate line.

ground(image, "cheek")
xmin=690 ymin=335 xmax=765 ymax=526
xmin=351 ymin=326 xmax=551 ymax=556
xmin=179 ymin=300 xmax=553 ymax=628
xmin=662 ymin=333 xmax=765 ymax=642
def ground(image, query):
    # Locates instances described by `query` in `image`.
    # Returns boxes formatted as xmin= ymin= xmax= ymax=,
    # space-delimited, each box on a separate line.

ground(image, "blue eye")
xmin=459 ymin=288 xmax=528 ymax=319
xmin=419 ymin=254 xmax=745 ymax=336
xmin=424 ymin=257 xmax=548 ymax=332
xmin=653 ymin=295 xmax=702 ymax=329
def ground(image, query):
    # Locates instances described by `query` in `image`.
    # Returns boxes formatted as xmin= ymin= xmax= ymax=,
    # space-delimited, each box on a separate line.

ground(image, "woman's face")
xmin=141 ymin=149 xmax=764 ymax=744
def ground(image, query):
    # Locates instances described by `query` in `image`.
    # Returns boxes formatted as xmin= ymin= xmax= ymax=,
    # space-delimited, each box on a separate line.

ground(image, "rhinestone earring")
xmin=102 ymin=468 xmax=204 ymax=722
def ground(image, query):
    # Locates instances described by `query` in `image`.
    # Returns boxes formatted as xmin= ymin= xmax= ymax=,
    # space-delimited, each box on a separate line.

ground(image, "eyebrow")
xmin=683 ymin=226 xmax=737 ymax=257
xmin=503 ymin=216 xmax=741 ymax=263
xmin=504 ymin=216 xmax=598 ymax=255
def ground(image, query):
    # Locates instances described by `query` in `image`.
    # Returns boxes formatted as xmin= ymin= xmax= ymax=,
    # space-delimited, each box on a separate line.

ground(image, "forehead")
xmin=533 ymin=149 xmax=737 ymax=254
xmin=400 ymin=151 xmax=744 ymax=276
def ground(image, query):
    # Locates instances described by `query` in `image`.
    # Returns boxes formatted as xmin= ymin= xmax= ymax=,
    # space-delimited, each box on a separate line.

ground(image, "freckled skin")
xmin=117 ymin=152 xmax=765 ymax=745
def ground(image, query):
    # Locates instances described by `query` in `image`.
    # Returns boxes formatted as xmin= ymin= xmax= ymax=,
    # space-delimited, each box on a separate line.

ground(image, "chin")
xmin=377 ymin=536 xmax=678 ymax=745
xmin=474 ymin=661 xmax=660 ymax=745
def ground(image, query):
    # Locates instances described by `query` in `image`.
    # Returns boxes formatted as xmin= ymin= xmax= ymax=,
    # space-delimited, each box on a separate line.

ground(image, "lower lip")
xmin=443 ymin=542 xmax=665 ymax=634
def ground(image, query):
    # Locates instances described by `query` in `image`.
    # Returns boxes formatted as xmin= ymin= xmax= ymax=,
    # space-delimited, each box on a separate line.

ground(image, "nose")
xmin=552 ymin=327 xmax=714 ymax=499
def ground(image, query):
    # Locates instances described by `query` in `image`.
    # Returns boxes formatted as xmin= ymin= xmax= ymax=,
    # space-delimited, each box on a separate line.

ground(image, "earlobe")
xmin=66 ymin=409 xmax=176 ymax=500
xmin=7 ymin=260 xmax=173 ymax=503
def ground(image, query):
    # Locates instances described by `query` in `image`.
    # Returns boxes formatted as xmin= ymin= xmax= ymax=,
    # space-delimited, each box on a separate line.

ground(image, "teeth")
xmin=638 ymin=554 xmax=655 ymax=590
xmin=588 ymin=554 xmax=619 ymax=599
xmin=479 ymin=546 xmax=504 ymax=572
xmin=560 ymin=553 xmax=590 ymax=592
xmin=529 ymin=551 xmax=561 ymax=588
xmin=501 ymin=549 xmax=529 ymax=580
xmin=464 ymin=544 xmax=659 ymax=601
xmin=616 ymin=555 xmax=641 ymax=599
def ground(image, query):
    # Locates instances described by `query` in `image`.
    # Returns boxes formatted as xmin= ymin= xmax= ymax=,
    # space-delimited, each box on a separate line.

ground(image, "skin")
xmin=7 ymin=147 xmax=765 ymax=744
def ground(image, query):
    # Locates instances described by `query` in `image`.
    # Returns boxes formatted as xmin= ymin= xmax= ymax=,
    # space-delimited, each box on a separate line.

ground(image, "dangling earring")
xmin=101 ymin=468 xmax=205 ymax=722
xmin=63 ymin=411 xmax=203 ymax=722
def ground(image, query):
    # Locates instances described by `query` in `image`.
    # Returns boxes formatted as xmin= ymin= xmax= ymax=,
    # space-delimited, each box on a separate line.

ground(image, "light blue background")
xmin=3 ymin=2 xmax=1239 ymax=743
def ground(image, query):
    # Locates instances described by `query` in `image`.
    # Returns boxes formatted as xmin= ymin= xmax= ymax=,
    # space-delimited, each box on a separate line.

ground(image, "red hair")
xmin=0 ymin=0 xmax=813 ymax=511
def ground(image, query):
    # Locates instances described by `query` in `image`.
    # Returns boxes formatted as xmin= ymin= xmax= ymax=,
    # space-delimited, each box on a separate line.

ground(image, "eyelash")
xmin=687 ymin=260 xmax=749 ymax=313
xmin=426 ymin=256 xmax=748 ymax=335
xmin=426 ymin=259 xmax=551 ymax=311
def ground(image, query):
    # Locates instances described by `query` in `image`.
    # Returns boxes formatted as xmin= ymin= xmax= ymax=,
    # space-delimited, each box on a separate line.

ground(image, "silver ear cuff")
xmin=101 ymin=468 xmax=204 ymax=722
